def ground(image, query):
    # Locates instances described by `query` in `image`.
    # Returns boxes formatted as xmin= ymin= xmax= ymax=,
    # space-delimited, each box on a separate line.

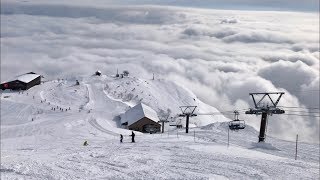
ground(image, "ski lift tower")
xmin=245 ymin=92 xmax=285 ymax=142
xmin=179 ymin=106 xmax=197 ymax=133
xmin=158 ymin=113 xmax=170 ymax=133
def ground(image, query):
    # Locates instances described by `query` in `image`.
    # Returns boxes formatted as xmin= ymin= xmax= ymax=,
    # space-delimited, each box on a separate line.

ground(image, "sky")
xmin=0 ymin=0 xmax=319 ymax=143
xmin=107 ymin=0 xmax=320 ymax=12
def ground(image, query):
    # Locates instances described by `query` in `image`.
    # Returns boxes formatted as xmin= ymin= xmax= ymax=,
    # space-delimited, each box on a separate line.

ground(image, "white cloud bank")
xmin=1 ymin=1 xmax=319 ymax=143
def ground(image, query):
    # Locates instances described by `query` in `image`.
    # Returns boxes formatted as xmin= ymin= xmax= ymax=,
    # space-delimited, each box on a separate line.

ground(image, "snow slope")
xmin=104 ymin=76 xmax=229 ymax=127
xmin=1 ymin=75 xmax=319 ymax=179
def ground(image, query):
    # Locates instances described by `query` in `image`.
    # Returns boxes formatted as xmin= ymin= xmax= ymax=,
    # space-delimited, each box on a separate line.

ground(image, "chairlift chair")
xmin=228 ymin=110 xmax=246 ymax=130
xmin=228 ymin=119 xmax=246 ymax=130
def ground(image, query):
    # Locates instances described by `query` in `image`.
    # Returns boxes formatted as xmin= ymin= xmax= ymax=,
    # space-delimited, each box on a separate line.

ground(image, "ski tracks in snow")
xmin=88 ymin=118 xmax=118 ymax=136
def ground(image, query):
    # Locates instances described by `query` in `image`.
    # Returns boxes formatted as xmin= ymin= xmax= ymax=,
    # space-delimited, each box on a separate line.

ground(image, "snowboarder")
xmin=83 ymin=141 xmax=88 ymax=146
xmin=130 ymin=131 xmax=135 ymax=143
xmin=120 ymin=134 xmax=123 ymax=143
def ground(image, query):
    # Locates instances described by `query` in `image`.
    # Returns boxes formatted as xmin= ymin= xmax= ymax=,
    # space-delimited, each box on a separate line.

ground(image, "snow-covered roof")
xmin=17 ymin=74 xmax=40 ymax=83
xmin=121 ymin=103 xmax=159 ymax=126
xmin=2 ymin=73 xmax=40 ymax=84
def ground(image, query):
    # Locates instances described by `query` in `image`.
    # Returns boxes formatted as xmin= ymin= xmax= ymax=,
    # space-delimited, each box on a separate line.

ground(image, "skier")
xmin=83 ymin=140 xmax=88 ymax=146
xmin=130 ymin=131 xmax=135 ymax=143
xmin=120 ymin=134 xmax=123 ymax=143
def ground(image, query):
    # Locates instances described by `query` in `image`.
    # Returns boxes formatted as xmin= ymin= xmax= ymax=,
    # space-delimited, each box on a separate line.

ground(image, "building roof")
xmin=1 ymin=73 xmax=40 ymax=84
xmin=17 ymin=74 xmax=40 ymax=83
xmin=121 ymin=103 xmax=160 ymax=126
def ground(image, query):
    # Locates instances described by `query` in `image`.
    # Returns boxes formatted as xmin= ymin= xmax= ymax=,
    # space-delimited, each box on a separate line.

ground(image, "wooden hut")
xmin=120 ymin=103 xmax=161 ymax=133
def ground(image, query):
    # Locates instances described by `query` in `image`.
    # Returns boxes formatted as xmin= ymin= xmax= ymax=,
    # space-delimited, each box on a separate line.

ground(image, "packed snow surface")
xmin=1 ymin=76 xmax=319 ymax=179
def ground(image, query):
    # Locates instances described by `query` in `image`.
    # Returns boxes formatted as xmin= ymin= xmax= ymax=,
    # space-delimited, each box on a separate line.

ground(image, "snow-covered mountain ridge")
xmin=1 ymin=74 xmax=227 ymax=139
xmin=1 ymin=75 xmax=319 ymax=179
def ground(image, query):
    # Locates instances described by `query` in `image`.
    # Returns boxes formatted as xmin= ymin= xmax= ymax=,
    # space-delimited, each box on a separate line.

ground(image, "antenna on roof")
xmin=116 ymin=69 xmax=119 ymax=77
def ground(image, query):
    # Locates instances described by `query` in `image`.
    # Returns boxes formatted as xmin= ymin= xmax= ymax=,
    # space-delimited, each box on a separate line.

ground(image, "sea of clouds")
xmin=1 ymin=1 xmax=319 ymax=143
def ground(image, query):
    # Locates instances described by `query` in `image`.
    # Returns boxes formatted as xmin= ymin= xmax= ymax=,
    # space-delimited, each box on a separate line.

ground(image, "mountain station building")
xmin=0 ymin=72 xmax=41 ymax=90
xmin=120 ymin=103 xmax=161 ymax=133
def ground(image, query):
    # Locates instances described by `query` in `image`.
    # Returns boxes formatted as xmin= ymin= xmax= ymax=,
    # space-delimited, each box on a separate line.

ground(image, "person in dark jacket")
xmin=120 ymin=134 xmax=123 ymax=143
xmin=130 ymin=131 xmax=135 ymax=143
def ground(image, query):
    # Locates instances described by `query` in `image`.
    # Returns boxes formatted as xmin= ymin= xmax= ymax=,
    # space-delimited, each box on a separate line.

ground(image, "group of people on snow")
xmin=120 ymin=131 xmax=135 ymax=143
xmin=84 ymin=131 xmax=135 ymax=146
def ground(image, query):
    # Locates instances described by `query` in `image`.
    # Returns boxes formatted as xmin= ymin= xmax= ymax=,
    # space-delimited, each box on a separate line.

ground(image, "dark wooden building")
xmin=1 ymin=72 xmax=41 ymax=90
xmin=95 ymin=70 xmax=102 ymax=76
xmin=121 ymin=103 xmax=161 ymax=133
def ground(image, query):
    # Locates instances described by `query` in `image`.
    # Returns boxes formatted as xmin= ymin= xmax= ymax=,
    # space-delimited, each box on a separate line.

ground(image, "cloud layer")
xmin=1 ymin=2 xmax=319 ymax=143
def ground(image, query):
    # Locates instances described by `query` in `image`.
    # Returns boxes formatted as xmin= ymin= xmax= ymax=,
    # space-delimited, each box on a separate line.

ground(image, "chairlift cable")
xmin=278 ymin=106 xmax=320 ymax=110
xmin=281 ymin=114 xmax=320 ymax=117
xmin=285 ymin=110 xmax=320 ymax=114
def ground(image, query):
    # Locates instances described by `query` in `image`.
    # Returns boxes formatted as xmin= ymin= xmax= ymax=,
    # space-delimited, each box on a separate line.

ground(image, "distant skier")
xmin=130 ymin=131 xmax=135 ymax=143
xmin=120 ymin=134 xmax=123 ymax=143
xmin=83 ymin=141 xmax=88 ymax=146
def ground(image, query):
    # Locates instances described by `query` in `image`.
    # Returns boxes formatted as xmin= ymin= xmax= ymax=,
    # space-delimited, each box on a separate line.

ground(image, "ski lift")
xmin=228 ymin=110 xmax=246 ymax=130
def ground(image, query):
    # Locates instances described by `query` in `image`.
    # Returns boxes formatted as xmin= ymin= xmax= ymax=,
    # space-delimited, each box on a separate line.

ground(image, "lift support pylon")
xmin=245 ymin=92 xmax=285 ymax=142
xmin=179 ymin=106 xmax=197 ymax=133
